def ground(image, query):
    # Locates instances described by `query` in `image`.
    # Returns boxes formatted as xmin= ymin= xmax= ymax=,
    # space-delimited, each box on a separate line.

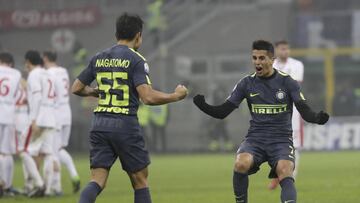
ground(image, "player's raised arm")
xmin=193 ymin=95 xmax=237 ymax=119
xmin=287 ymin=77 xmax=329 ymax=125
xmin=193 ymin=77 xmax=246 ymax=119
xmin=136 ymin=84 xmax=187 ymax=105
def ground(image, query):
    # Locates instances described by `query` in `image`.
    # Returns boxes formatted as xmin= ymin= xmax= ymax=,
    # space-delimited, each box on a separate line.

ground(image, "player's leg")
xmin=267 ymin=140 xmax=297 ymax=203
xmin=50 ymin=129 xmax=62 ymax=195
xmin=276 ymin=160 xmax=296 ymax=203
xmin=233 ymin=152 xmax=253 ymax=203
xmin=116 ymin=128 xmax=151 ymax=203
xmin=37 ymin=128 xmax=57 ymax=196
xmin=20 ymin=126 xmax=45 ymax=194
xmin=25 ymin=136 xmax=47 ymax=197
xmin=59 ymin=125 xmax=80 ymax=192
xmin=233 ymin=139 xmax=265 ymax=203
xmin=128 ymin=167 xmax=151 ymax=203
xmin=0 ymin=125 xmax=16 ymax=193
xmin=51 ymin=155 xmax=62 ymax=195
xmin=79 ymin=131 xmax=117 ymax=203
xmin=79 ymin=168 xmax=109 ymax=203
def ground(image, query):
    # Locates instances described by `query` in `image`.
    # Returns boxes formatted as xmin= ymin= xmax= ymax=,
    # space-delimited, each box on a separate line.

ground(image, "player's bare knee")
xmin=276 ymin=160 xmax=294 ymax=180
xmin=234 ymin=153 xmax=253 ymax=173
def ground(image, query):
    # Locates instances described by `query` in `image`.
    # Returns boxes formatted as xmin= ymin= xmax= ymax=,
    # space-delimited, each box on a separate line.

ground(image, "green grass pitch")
xmin=1 ymin=151 xmax=359 ymax=203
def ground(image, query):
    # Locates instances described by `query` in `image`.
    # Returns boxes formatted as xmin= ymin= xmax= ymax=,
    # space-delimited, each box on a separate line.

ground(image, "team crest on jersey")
xmin=276 ymin=90 xmax=286 ymax=100
xmin=144 ymin=63 xmax=150 ymax=73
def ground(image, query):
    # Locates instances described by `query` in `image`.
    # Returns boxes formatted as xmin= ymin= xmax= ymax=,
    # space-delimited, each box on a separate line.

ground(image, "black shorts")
xmin=89 ymin=129 xmax=150 ymax=173
xmin=237 ymin=136 xmax=295 ymax=178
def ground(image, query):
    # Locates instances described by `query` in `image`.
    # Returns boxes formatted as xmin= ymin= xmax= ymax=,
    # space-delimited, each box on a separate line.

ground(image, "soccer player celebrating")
xmin=72 ymin=13 xmax=187 ymax=203
xmin=193 ymin=40 xmax=329 ymax=203
xmin=43 ymin=51 xmax=81 ymax=193
xmin=268 ymin=40 xmax=305 ymax=190
xmin=0 ymin=52 xmax=21 ymax=197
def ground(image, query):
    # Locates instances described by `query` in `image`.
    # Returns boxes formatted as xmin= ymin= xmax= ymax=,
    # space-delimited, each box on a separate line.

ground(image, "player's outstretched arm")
xmin=295 ymin=100 xmax=329 ymax=125
xmin=136 ymin=84 xmax=187 ymax=105
xmin=71 ymin=79 xmax=99 ymax=97
xmin=193 ymin=94 xmax=236 ymax=119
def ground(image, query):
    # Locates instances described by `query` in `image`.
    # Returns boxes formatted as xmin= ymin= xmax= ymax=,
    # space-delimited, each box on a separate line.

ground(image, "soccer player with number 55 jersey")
xmin=193 ymin=40 xmax=329 ymax=203
xmin=72 ymin=13 xmax=187 ymax=203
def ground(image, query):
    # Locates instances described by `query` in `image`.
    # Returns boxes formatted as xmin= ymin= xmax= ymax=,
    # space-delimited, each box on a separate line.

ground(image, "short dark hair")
xmin=0 ymin=52 xmax=14 ymax=67
xmin=252 ymin=40 xmax=274 ymax=56
xmin=115 ymin=13 xmax=143 ymax=40
xmin=43 ymin=50 xmax=57 ymax=62
xmin=274 ymin=40 xmax=289 ymax=47
xmin=25 ymin=50 xmax=43 ymax=66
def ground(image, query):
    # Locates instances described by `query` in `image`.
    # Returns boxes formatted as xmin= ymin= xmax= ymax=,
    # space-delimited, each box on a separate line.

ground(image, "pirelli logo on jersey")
xmin=251 ymin=104 xmax=287 ymax=114
xmin=94 ymin=106 xmax=129 ymax=114
xmin=95 ymin=58 xmax=130 ymax=68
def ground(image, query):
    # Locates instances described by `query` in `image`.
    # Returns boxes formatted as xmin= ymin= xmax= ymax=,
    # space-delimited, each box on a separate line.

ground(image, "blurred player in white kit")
xmin=43 ymin=51 xmax=80 ymax=193
xmin=0 ymin=52 xmax=21 ymax=197
xmin=269 ymin=40 xmax=304 ymax=190
xmin=23 ymin=50 xmax=58 ymax=196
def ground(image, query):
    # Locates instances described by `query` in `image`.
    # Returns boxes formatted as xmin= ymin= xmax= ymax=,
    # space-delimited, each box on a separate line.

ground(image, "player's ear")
xmin=135 ymin=32 xmax=141 ymax=41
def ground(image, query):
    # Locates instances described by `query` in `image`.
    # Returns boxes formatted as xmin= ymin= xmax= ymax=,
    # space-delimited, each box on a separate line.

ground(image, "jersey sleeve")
xmin=133 ymin=60 xmax=151 ymax=87
xmin=77 ymin=57 xmax=96 ymax=85
xmin=226 ymin=78 xmax=247 ymax=107
xmin=286 ymin=76 xmax=306 ymax=103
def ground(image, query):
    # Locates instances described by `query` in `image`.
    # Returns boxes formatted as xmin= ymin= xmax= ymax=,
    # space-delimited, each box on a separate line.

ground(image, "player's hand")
xmin=193 ymin=94 xmax=206 ymax=107
xmin=174 ymin=84 xmax=188 ymax=100
xmin=91 ymin=86 xmax=100 ymax=98
xmin=316 ymin=111 xmax=329 ymax=125
xmin=31 ymin=121 xmax=43 ymax=139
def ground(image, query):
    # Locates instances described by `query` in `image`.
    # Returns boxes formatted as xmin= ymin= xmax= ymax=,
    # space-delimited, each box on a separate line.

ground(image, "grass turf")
xmin=1 ymin=151 xmax=359 ymax=203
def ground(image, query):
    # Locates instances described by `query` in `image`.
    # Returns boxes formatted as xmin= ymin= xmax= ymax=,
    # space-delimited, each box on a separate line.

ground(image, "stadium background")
xmin=0 ymin=0 xmax=360 ymax=202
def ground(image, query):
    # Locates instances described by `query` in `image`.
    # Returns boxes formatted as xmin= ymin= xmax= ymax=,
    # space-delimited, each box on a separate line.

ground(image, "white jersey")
xmin=273 ymin=57 xmax=304 ymax=82
xmin=47 ymin=66 xmax=72 ymax=126
xmin=27 ymin=67 xmax=56 ymax=128
xmin=0 ymin=65 xmax=21 ymax=125
xmin=15 ymin=82 xmax=29 ymax=133
xmin=273 ymin=57 xmax=304 ymax=148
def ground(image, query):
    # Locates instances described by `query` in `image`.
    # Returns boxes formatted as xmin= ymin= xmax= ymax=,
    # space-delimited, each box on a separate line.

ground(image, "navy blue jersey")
xmin=77 ymin=44 xmax=151 ymax=117
xmin=227 ymin=69 xmax=305 ymax=137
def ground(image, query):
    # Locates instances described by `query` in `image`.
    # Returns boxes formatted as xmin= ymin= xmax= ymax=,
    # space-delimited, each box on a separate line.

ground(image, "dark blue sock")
xmin=135 ymin=187 xmax=152 ymax=203
xmin=233 ymin=171 xmax=248 ymax=203
xmin=279 ymin=177 xmax=297 ymax=203
xmin=78 ymin=182 xmax=102 ymax=203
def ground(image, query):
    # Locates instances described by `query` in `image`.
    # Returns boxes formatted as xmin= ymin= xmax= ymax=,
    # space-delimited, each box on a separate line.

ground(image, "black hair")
xmin=43 ymin=50 xmax=57 ymax=62
xmin=0 ymin=52 xmax=14 ymax=67
xmin=252 ymin=40 xmax=275 ymax=57
xmin=274 ymin=40 xmax=289 ymax=47
xmin=115 ymin=13 xmax=143 ymax=40
xmin=25 ymin=50 xmax=43 ymax=66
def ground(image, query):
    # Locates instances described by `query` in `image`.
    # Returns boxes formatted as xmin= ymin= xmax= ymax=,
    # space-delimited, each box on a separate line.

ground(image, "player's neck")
xmin=258 ymin=68 xmax=276 ymax=79
xmin=29 ymin=65 xmax=40 ymax=72
xmin=46 ymin=62 xmax=57 ymax=69
xmin=0 ymin=63 xmax=11 ymax=68
xmin=279 ymin=57 xmax=288 ymax=63
xmin=117 ymin=40 xmax=136 ymax=49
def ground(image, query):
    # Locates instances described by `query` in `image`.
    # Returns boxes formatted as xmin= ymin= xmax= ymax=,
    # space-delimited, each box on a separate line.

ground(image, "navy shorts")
xmin=89 ymin=115 xmax=150 ymax=173
xmin=237 ymin=136 xmax=295 ymax=178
